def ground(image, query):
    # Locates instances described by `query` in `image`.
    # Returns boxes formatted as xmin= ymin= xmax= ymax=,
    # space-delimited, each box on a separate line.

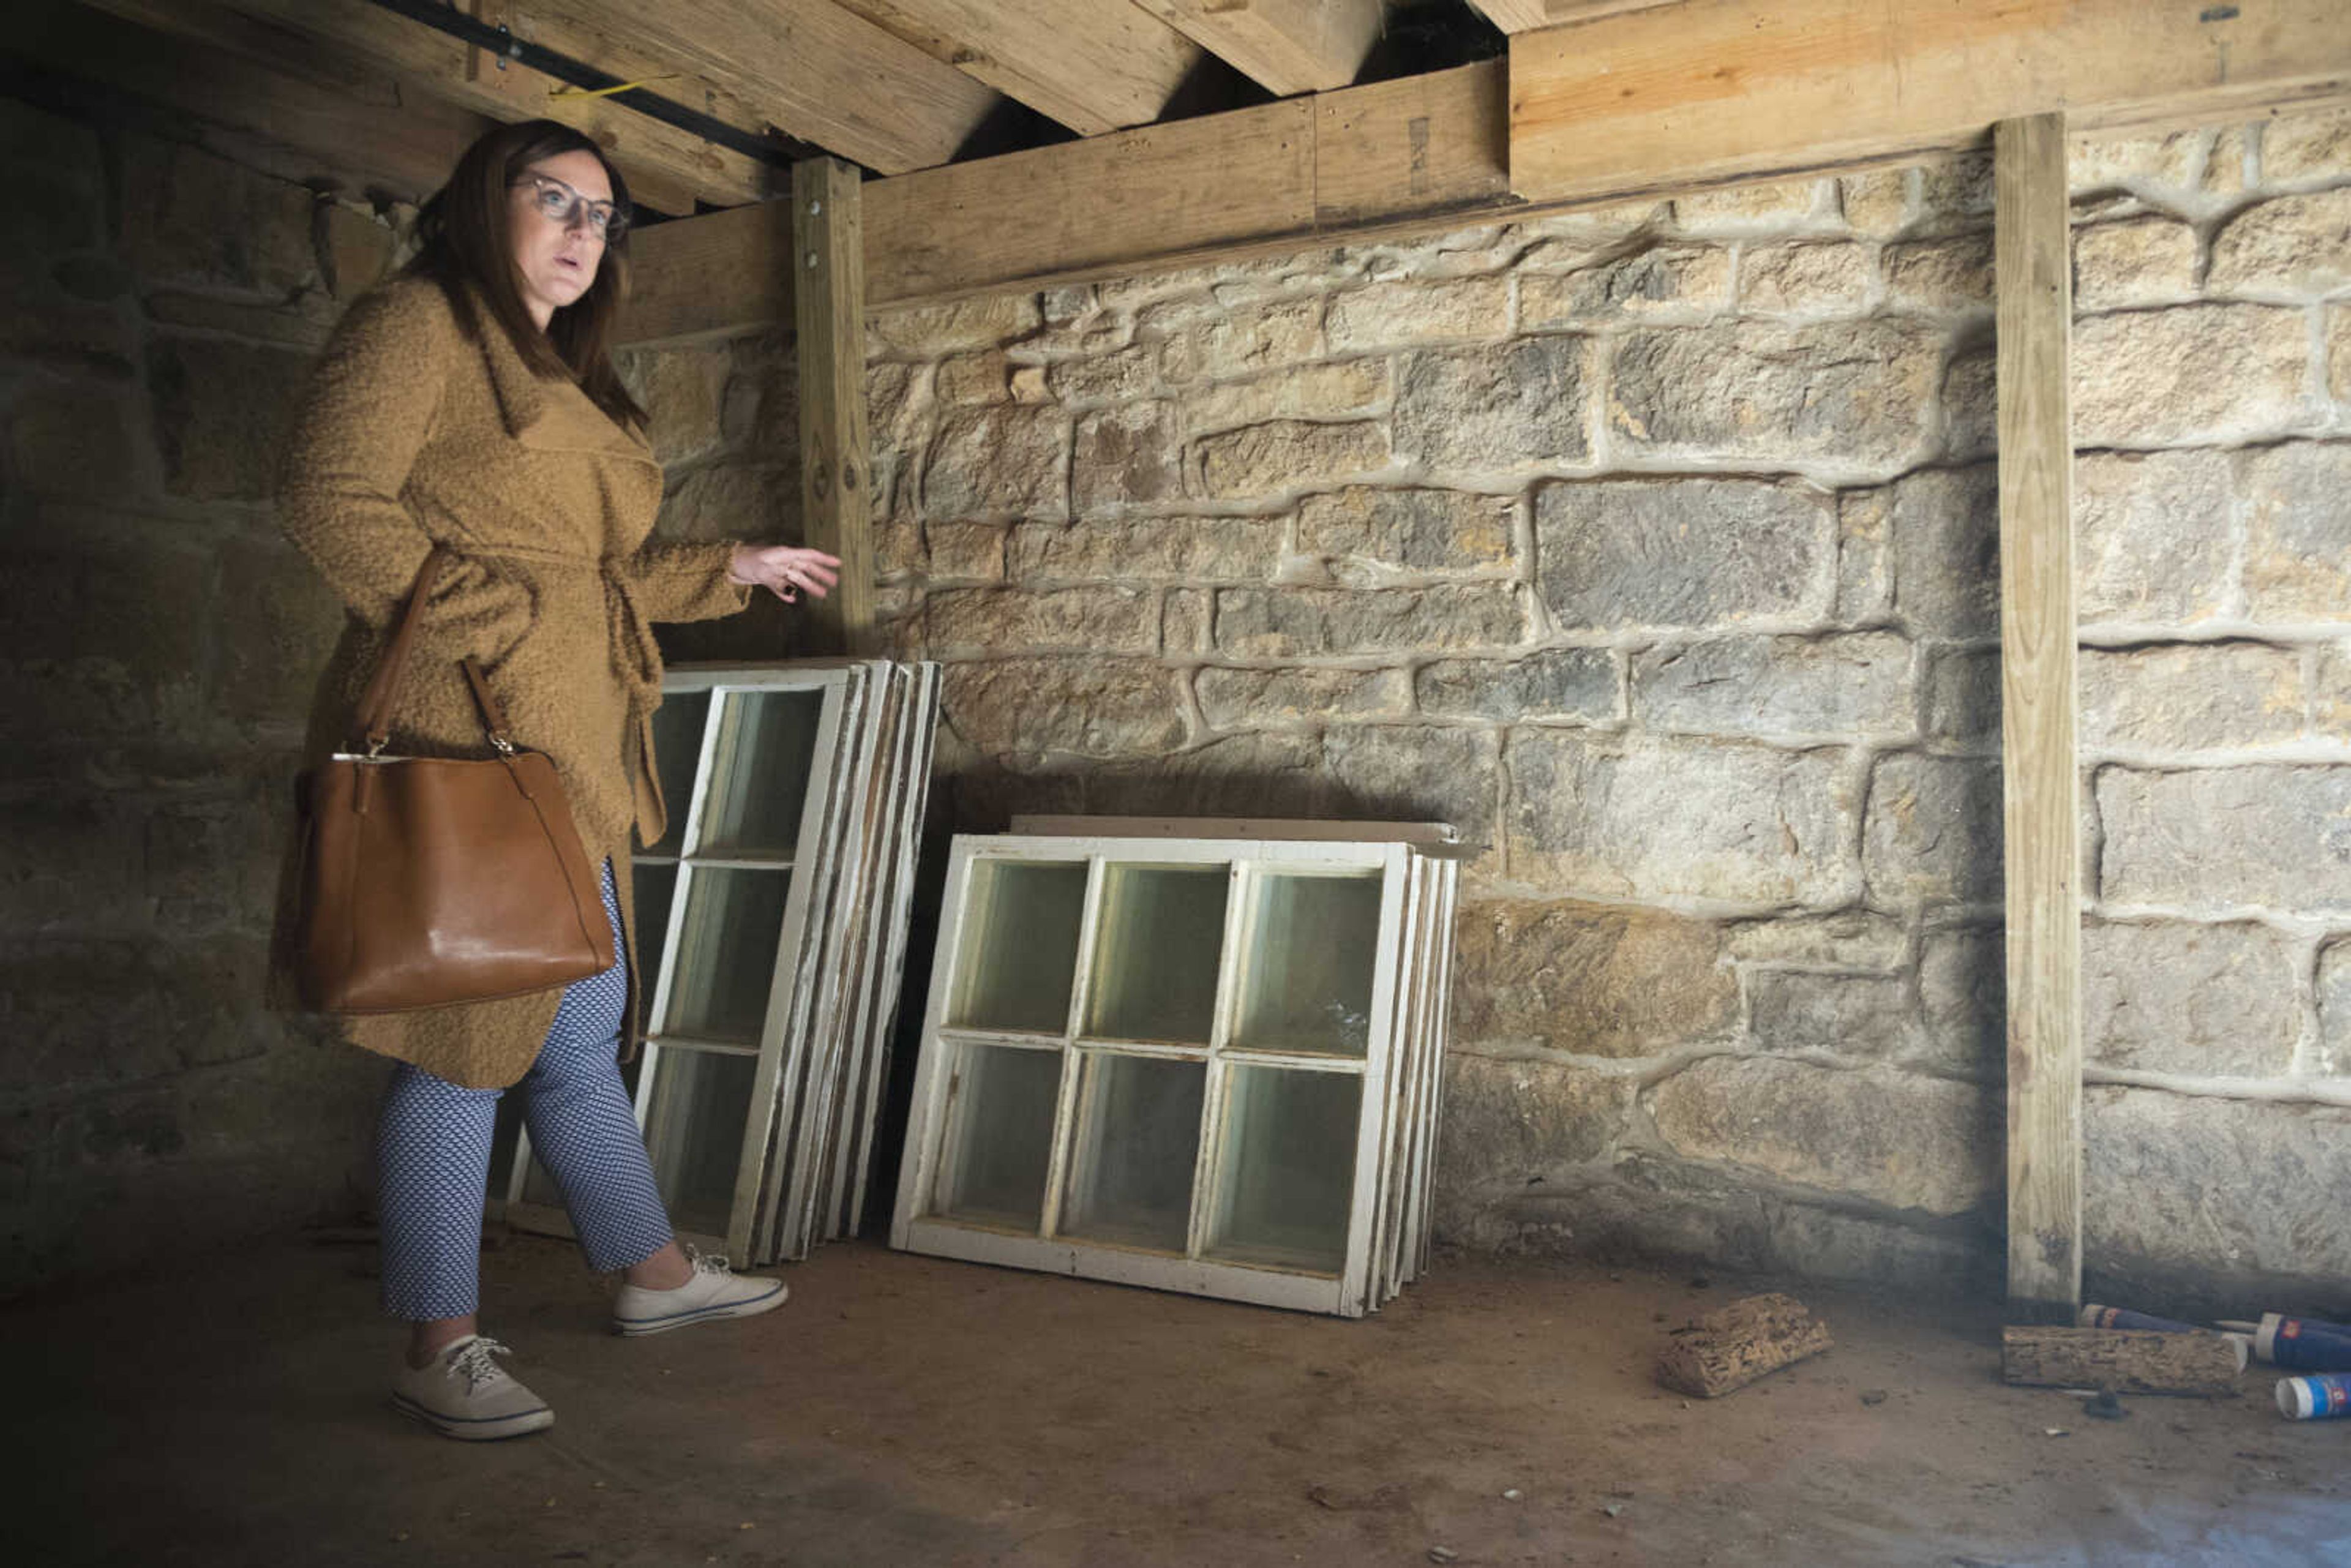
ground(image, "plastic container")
xmin=2255 ymin=1313 xmax=2351 ymax=1371
xmin=2276 ymin=1373 xmax=2351 ymax=1420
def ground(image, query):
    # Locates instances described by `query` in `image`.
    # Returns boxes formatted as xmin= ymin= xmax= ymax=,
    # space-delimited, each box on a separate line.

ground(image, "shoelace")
xmin=447 ymin=1337 xmax=514 ymax=1394
xmin=683 ymin=1244 xmax=734 ymax=1279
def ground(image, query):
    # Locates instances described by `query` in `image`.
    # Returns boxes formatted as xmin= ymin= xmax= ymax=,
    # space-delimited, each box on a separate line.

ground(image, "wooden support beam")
xmin=1509 ymin=0 xmax=2351 ymax=204
xmin=829 ymin=0 xmax=1201 ymax=136
xmin=1466 ymin=0 xmax=1681 ymax=34
xmin=1129 ymin=0 xmax=1388 ymax=96
xmin=1996 ymin=111 xmax=2080 ymax=1319
xmin=792 ymin=159 xmax=876 ymax=654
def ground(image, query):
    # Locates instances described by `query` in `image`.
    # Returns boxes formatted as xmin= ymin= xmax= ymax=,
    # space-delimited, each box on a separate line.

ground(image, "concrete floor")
xmin=13 ymin=1233 xmax=2349 ymax=1567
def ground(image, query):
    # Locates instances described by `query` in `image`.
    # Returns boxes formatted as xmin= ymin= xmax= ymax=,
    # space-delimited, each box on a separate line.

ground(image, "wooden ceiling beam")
xmin=1128 ymin=0 xmax=1387 ymax=96
xmin=1510 ymin=0 xmax=2351 ymax=203
xmin=486 ymin=0 xmax=1003 ymax=175
xmin=828 ymin=0 xmax=1202 ymax=136
xmin=77 ymin=0 xmax=771 ymax=211
xmin=1464 ymin=0 xmax=1678 ymax=34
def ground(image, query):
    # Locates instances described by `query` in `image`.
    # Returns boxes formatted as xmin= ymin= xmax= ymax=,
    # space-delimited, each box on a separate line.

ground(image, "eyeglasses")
xmin=511 ymin=173 xmax=628 ymax=240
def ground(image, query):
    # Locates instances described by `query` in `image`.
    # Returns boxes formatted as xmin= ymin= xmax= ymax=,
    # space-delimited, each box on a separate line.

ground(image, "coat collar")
xmin=465 ymin=285 xmax=658 ymax=468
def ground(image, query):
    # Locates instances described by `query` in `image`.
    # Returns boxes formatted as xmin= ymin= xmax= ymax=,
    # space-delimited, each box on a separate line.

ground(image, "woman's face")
xmin=506 ymin=148 xmax=614 ymax=328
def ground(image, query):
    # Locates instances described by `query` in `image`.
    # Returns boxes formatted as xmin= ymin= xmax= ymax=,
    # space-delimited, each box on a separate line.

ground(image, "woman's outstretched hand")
xmin=727 ymin=544 xmax=842 ymax=604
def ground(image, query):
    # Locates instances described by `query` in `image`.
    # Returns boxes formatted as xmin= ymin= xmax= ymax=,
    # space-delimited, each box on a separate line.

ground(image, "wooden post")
xmin=791 ymin=157 xmax=876 ymax=655
xmin=1995 ymin=113 xmax=2080 ymax=1318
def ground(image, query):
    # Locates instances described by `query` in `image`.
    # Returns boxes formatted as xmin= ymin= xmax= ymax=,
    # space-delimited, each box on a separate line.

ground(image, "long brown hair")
xmin=406 ymin=119 xmax=647 ymax=430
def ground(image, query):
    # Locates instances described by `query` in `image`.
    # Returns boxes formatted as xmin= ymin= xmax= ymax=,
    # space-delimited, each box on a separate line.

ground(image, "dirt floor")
xmin=12 ymin=1233 xmax=2349 ymax=1567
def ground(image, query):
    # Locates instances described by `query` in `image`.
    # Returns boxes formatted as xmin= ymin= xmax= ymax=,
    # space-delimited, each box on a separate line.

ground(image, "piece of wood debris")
xmin=1654 ymin=1291 xmax=1833 ymax=1398
xmin=2000 ymin=1326 xmax=2246 ymax=1395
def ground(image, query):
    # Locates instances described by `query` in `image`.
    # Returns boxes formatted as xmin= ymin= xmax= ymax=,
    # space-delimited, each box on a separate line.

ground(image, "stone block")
xmin=1839 ymin=168 xmax=1912 ymax=237
xmin=1914 ymin=156 xmax=1995 ymax=231
xmin=1155 ymin=298 xmax=1324 ymax=383
xmin=925 ymin=587 xmax=1158 ymax=657
xmin=2242 ymin=442 xmax=2351 ymax=623
xmin=1048 ymin=345 xmax=1157 ymax=406
xmin=0 ymin=102 xmax=103 ymax=276
xmin=1922 ymin=647 xmax=2000 ymax=752
xmin=1522 ymin=199 xmax=1669 ymax=250
xmin=143 ymin=768 xmax=298 ymax=937
xmin=2096 ymin=763 xmax=2351 ymax=913
xmin=940 ymin=656 xmax=1188 ymax=760
xmin=2073 ymin=217 xmax=2199 ymax=310
xmin=142 ymin=290 xmax=335 ymax=350
xmin=725 ymin=332 xmax=798 ymax=448
xmin=2319 ymin=642 xmax=2351 ymax=741
xmin=0 ymin=298 xmax=135 ymax=373
xmin=0 ymin=792 xmax=150 ymax=936
xmin=1193 ymin=666 xmax=1409 ymax=729
xmin=868 ymin=294 xmax=1040 ymax=355
xmin=1535 ymin=478 xmax=1834 ymax=634
xmin=1183 ymin=360 xmax=1387 ymax=436
xmin=1753 ymin=970 xmax=1921 ymax=1073
xmin=214 ymin=538 xmax=342 ymax=726
xmin=1862 ymin=754 xmax=2001 ymax=909
xmin=318 ymin=201 xmax=396 ymax=300
xmin=1068 ymin=402 xmax=1177 ymax=511
xmin=1940 ymin=345 xmax=1995 ymax=462
xmin=2083 ymin=919 xmax=2300 ymax=1077
xmin=936 ymin=349 xmax=1010 ymax=405
xmin=147 ymin=336 xmax=311 ymax=501
xmin=1886 ymin=463 xmax=2000 ymax=637
xmin=1917 ymin=926 xmax=2002 ymax=1076
xmin=1295 ymin=486 xmax=1514 ymax=579
xmin=1633 ymin=632 xmax=1915 ymax=741
xmin=7 ymin=380 xmax=144 ymax=501
xmin=1649 ymin=1057 xmax=1998 ymax=1215
xmin=2079 ymin=642 xmax=2306 ymax=753
xmin=1212 ymin=584 xmax=1523 ymax=658
xmin=1436 ymin=1054 xmax=1637 ymax=1188
xmin=1520 ymin=246 xmax=1730 ymax=327
xmin=2319 ymin=939 xmax=2351 ymax=1076
xmin=656 ymin=463 xmax=800 ymax=545
xmin=1725 ymin=910 xmax=1908 ymax=969
xmin=1393 ymin=338 xmax=1590 ymax=474
xmin=2333 ymin=304 xmax=2350 ymax=405
xmin=116 ymin=141 xmax=317 ymax=294
xmin=1079 ymin=730 xmax=1325 ymax=820
xmin=1607 ymin=319 xmax=1942 ymax=471
xmin=1882 ymin=234 xmax=1993 ymax=312
xmin=1673 ymin=178 xmax=1828 ymax=231
xmin=1450 ymin=899 xmax=1735 ymax=1055
xmin=2262 ymin=103 xmax=2351 ymax=184
xmin=2085 ymin=1087 xmax=2351 ymax=1288
xmin=0 ymin=936 xmax=276 ymax=1097
xmin=1321 ymin=724 xmax=1499 ymax=846
xmin=2074 ymin=449 xmax=2233 ymax=626
xmin=924 ymin=403 xmax=1067 ymax=518
xmin=1737 ymin=242 xmax=1872 ymax=316
xmin=1010 ymin=516 xmax=1280 ymax=583
xmin=1414 ymin=648 xmax=1617 ymax=724
xmin=1191 ymin=419 xmax=1389 ymax=500
xmin=1322 ymin=277 xmax=1506 ymax=353
xmin=1835 ymin=488 xmax=1893 ymax=622
xmin=924 ymin=521 xmax=1005 ymax=581
xmin=2072 ymin=303 xmax=2308 ymax=447
xmin=2208 ymin=189 xmax=2351 ymax=298
xmin=617 ymin=343 xmax=729 ymax=466
xmin=2069 ymin=127 xmax=2206 ymax=194
xmin=1506 ymin=732 xmax=1857 ymax=904
xmin=1162 ymin=588 xmax=1212 ymax=656
xmin=0 ymin=529 xmax=212 ymax=738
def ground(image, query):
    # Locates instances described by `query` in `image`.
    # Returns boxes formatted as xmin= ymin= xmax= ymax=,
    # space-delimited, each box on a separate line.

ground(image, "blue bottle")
xmin=2276 ymin=1372 xmax=2351 ymax=1420
xmin=2256 ymin=1313 xmax=2351 ymax=1371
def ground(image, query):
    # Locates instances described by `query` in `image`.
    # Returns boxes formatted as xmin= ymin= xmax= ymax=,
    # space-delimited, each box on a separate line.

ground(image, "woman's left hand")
xmin=728 ymin=544 xmax=842 ymax=604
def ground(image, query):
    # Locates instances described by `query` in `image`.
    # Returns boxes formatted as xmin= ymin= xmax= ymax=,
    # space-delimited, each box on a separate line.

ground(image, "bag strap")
xmin=353 ymin=547 xmax=517 ymax=756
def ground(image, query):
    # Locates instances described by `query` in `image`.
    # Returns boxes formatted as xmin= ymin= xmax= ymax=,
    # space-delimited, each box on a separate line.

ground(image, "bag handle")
xmin=354 ymin=547 xmax=517 ymax=757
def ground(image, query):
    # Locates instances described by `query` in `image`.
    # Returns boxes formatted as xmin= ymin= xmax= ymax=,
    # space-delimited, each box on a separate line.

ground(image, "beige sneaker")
xmin=612 ymin=1246 xmax=787 ymax=1337
xmin=391 ymin=1335 xmax=554 ymax=1441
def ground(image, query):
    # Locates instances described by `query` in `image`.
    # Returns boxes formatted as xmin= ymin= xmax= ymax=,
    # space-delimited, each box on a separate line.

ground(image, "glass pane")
xmin=631 ymin=860 xmax=678 ymax=993
xmin=700 ymin=688 xmax=825 ymax=858
xmin=1084 ymin=865 xmax=1227 ymax=1045
xmin=1206 ymin=1065 xmax=1361 ymax=1275
xmin=934 ymin=1043 xmax=1063 ymax=1232
xmin=645 ymin=691 xmax=712 ymax=857
xmin=947 ymin=860 xmax=1087 ymax=1033
xmin=662 ymin=867 xmax=790 ymax=1043
xmin=643 ymin=1046 xmax=757 ymax=1238
xmin=1231 ymin=873 xmax=1382 ymax=1057
xmin=1059 ymin=1054 xmax=1204 ymax=1253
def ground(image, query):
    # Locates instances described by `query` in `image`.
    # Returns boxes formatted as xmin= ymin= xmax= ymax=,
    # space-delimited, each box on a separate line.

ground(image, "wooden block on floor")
xmin=1655 ymin=1292 xmax=1834 ymax=1398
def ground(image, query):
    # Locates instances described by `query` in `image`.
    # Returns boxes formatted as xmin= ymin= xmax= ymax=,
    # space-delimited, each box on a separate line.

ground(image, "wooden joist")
xmin=1997 ymin=111 xmax=2081 ymax=1317
xmin=1466 ymin=0 xmax=1681 ymax=33
xmin=830 ymin=0 xmax=1202 ymax=136
xmin=1130 ymin=0 xmax=1388 ymax=96
xmin=793 ymin=159 xmax=877 ymax=653
xmin=1509 ymin=0 xmax=2351 ymax=204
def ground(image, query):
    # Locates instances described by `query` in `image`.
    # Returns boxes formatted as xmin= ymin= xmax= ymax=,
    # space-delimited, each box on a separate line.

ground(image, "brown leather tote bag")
xmin=294 ymin=548 xmax=617 ymax=1013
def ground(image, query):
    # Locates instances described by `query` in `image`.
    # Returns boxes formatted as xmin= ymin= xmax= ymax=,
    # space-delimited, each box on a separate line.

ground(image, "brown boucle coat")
xmin=277 ymin=276 xmax=751 ymax=1089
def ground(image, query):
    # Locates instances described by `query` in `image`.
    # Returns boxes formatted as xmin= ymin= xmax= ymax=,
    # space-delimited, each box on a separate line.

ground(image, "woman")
xmin=279 ymin=119 xmax=841 ymax=1441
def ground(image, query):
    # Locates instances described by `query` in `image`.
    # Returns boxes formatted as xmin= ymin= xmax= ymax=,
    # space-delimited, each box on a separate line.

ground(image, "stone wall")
xmin=639 ymin=103 xmax=2351 ymax=1305
xmin=0 ymin=97 xmax=402 ymax=1293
